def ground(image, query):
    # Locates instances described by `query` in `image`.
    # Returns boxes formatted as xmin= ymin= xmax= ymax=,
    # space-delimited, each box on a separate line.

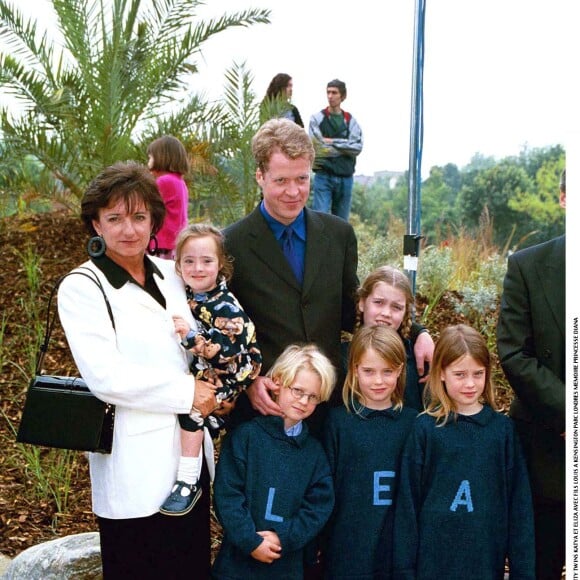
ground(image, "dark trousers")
xmin=533 ymin=496 xmax=565 ymax=580
xmin=97 ymin=465 xmax=211 ymax=580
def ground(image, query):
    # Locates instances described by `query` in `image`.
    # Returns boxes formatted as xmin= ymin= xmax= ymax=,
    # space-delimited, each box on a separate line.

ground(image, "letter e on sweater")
xmin=374 ymin=471 xmax=395 ymax=506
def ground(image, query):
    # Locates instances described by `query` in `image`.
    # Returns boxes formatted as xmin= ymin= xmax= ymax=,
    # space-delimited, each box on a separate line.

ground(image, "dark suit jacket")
xmin=224 ymin=206 xmax=359 ymax=431
xmin=496 ymin=235 xmax=565 ymax=501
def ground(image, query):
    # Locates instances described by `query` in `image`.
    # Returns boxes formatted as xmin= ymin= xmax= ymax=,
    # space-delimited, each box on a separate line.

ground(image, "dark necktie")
xmin=281 ymin=226 xmax=303 ymax=284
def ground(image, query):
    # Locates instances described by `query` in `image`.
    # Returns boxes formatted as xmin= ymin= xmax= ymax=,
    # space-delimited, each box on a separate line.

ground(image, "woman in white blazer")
xmin=58 ymin=162 xmax=217 ymax=579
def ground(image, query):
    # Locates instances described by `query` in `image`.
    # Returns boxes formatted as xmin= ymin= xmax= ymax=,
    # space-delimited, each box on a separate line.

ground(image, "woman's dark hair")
xmin=264 ymin=73 xmax=292 ymax=100
xmin=81 ymin=162 xmax=166 ymax=236
xmin=146 ymin=135 xmax=190 ymax=175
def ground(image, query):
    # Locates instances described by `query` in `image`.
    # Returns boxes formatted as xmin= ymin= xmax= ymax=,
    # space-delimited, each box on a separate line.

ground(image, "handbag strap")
xmin=36 ymin=266 xmax=115 ymax=375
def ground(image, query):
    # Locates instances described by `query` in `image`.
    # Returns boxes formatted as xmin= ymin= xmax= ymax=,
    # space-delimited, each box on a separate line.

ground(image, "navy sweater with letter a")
xmin=212 ymin=415 xmax=334 ymax=579
xmin=322 ymin=404 xmax=417 ymax=579
xmin=393 ymin=405 xmax=535 ymax=580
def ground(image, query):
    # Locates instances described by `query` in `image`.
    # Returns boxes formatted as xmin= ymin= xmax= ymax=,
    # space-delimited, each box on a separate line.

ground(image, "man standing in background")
xmin=309 ymin=79 xmax=363 ymax=221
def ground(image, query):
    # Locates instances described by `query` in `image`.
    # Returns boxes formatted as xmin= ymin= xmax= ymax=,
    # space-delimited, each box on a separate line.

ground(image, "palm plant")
xmin=0 ymin=152 xmax=55 ymax=216
xmin=192 ymin=61 xmax=262 ymax=225
xmin=0 ymin=0 xmax=270 ymax=207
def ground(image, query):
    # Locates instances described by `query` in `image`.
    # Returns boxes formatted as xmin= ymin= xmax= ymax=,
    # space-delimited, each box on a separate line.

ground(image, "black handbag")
xmin=17 ymin=267 xmax=116 ymax=454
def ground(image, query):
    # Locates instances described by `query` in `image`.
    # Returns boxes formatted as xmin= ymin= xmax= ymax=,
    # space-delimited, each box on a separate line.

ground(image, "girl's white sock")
xmin=176 ymin=454 xmax=202 ymax=485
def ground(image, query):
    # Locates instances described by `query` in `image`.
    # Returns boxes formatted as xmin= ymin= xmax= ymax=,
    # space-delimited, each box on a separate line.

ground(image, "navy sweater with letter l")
xmin=323 ymin=404 xmax=417 ymax=579
xmin=393 ymin=406 xmax=535 ymax=580
xmin=212 ymin=415 xmax=334 ymax=579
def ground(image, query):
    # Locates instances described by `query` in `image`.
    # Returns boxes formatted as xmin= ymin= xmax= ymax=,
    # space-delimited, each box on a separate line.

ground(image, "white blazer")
xmin=58 ymin=257 xmax=197 ymax=519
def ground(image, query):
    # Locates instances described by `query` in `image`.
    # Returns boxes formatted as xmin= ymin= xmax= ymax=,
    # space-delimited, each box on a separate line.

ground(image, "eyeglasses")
xmin=286 ymin=386 xmax=320 ymax=405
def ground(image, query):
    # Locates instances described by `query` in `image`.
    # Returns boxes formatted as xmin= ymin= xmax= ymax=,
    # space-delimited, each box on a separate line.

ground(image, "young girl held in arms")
xmin=323 ymin=325 xmax=417 ymax=579
xmin=212 ymin=344 xmax=335 ymax=579
xmin=393 ymin=324 xmax=535 ymax=579
xmin=160 ymin=224 xmax=262 ymax=516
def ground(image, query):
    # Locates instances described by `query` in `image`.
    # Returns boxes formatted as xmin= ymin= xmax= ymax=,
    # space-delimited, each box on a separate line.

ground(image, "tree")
xmin=191 ymin=61 xmax=263 ymax=225
xmin=420 ymin=164 xmax=461 ymax=243
xmin=457 ymin=162 xmax=533 ymax=249
xmin=517 ymin=144 xmax=565 ymax=180
xmin=0 ymin=0 xmax=270 ymax=206
xmin=0 ymin=144 xmax=54 ymax=215
xmin=350 ymin=173 xmax=407 ymax=233
xmin=509 ymin=148 xmax=565 ymax=244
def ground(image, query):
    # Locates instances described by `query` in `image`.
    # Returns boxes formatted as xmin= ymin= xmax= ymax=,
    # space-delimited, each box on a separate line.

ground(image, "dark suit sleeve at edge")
xmin=496 ymin=251 xmax=565 ymax=433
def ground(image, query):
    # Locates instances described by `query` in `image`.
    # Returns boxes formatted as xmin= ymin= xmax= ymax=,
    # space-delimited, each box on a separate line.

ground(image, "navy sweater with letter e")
xmin=393 ymin=405 xmax=535 ymax=580
xmin=212 ymin=415 xmax=334 ymax=579
xmin=323 ymin=404 xmax=417 ymax=579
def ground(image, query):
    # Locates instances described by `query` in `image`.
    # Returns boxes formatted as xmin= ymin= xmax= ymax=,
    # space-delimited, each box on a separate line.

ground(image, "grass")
xmin=3 ymin=246 xmax=82 ymax=525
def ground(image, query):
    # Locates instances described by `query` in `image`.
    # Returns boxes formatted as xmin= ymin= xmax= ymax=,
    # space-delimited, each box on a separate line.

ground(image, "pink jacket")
xmin=155 ymin=172 xmax=189 ymax=250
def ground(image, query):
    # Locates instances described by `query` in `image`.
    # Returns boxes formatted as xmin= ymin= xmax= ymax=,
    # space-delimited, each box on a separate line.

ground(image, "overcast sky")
xmin=11 ymin=0 xmax=576 ymax=177
xmin=193 ymin=0 xmax=576 ymax=177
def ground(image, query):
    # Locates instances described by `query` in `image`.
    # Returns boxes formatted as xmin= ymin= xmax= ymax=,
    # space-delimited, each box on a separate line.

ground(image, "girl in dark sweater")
xmin=212 ymin=344 xmax=336 ymax=579
xmin=323 ymin=325 xmax=418 ymax=579
xmin=356 ymin=265 xmax=427 ymax=411
xmin=393 ymin=324 xmax=535 ymax=580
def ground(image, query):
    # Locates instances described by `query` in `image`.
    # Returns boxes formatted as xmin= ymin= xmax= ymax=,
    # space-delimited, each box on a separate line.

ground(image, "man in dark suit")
xmin=496 ymin=169 xmax=566 ymax=580
xmin=224 ymin=118 xmax=433 ymax=433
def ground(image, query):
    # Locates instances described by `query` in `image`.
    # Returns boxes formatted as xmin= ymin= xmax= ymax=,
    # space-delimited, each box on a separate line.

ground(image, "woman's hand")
xmin=172 ymin=315 xmax=190 ymax=340
xmin=193 ymin=380 xmax=217 ymax=417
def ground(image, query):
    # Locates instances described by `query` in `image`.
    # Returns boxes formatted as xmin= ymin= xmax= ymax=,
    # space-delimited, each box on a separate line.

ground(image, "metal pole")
xmin=404 ymin=0 xmax=426 ymax=299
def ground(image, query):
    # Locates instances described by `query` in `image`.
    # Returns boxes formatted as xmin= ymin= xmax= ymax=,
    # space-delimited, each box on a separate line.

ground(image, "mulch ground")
xmin=0 ymin=210 xmax=511 ymax=559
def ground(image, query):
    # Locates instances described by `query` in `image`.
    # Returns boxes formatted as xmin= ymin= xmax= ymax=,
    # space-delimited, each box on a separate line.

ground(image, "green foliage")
xmin=507 ymin=150 xmax=565 ymax=244
xmin=420 ymin=164 xmax=462 ymax=243
xmin=259 ymin=95 xmax=293 ymax=125
xmin=416 ymin=246 xmax=455 ymax=324
xmin=517 ymin=144 xmax=565 ymax=179
xmin=0 ymin=0 xmax=270 ymax=207
xmin=451 ymin=255 xmax=507 ymax=350
xmin=0 ymin=146 xmax=55 ymax=217
xmin=0 ymin=243 xmax=81 ymax=525
xmin=351 ymin=173 xmax=406 ymax=228
xmin=458 ymin=162 xmax=533 ymax=249
xmin=353 ymin=215 xmax=405 ymax=281
xmin=463 ymin=152 xmax=497 ymax=173
xmin=189 ymin=61 xmax=263 ymax=226
xmin=454 ymin=256 xmax=504 ymax=317
xmin=21 ymin=444 xmax=80 ymax=524
xmin=351 ymin=145 xmax=564 ymax=252
xmin=0 ymin=400 xmax=81 ymax=525
xmin=14 ymin=245 xmax=44 ymax=375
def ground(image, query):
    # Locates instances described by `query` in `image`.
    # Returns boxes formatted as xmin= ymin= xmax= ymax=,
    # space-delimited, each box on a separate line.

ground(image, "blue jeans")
xmin=312 ymin=172 xmax=353 ymax=221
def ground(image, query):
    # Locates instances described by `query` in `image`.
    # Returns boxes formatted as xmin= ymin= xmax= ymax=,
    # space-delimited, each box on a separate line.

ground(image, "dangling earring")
xmin=87 ymin=236 xmax=106 ymax=258
xmin=148 ymin=234 xmax=159 ymax=256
